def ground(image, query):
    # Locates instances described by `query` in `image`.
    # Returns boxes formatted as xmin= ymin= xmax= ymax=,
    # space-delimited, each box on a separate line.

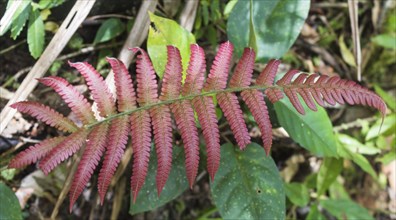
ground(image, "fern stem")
xmin=86 ymin=85 xmax=280 ymax=128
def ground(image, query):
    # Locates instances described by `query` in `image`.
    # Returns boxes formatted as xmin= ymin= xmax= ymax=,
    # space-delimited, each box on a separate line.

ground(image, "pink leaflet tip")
xmin=9 ymin=103 xmax=18 ymax=109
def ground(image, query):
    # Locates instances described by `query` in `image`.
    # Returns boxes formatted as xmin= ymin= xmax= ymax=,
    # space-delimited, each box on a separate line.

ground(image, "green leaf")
xmin=337 ymin=142 xmax=377 ymax=179
xmin=337 ymin=133 xmax=380 ymax=155
xmin=27 ymin=8 xmax=45 ymax=59
xmin=223 ymin=0 xmax=238 ymax=18
xmin=227 ymin=0 xmax=310 ymax=62
xmin=374 ymin=85 xmax=396 ymax=111
xmin=210 ymin=143 xmax=285 ymax=219
xmin=0 ymin=183 xmax=22 ymax=220
xmin=1 ymin=1 xmax=24 ymax=36
xmin=372 ymin=34 xmax=396 ymax=49
xmin=320 ymin=199 xmax=374 ymax=220
xmin=317 ymin=158 xmax=343 ymax=196
xmin=129 ymin=146 xmax=189 ymax=214
xmin=306 ymin=204 xmax=325 ymax=220
xmin=1 ymin=169 xmax=16 ymax=181
xmin=10 ymin=0 xmax=31 ymax=39
xmin=93 ymin=18 xmax=125 ymax=44
xmin=339 ymin=35 xmax=356 ymax=67
xmin=284 ymin=182 xmax=309 ymax=207
xmin=366 ymin=114 xmax=396 ymax=141
xmin=274 ymin=98 xmax=338 ymax=157
xmin=147 ymin=13 xmax=195 ymax=81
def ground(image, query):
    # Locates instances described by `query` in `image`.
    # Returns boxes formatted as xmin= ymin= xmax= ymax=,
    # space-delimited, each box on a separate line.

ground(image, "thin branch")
xmin=333 ymin=116 xmax=377 ymax=132
xmin=348 ymin=0 xmax=362 ymax=81
xmin=0 ymin=39 xmax=27 ymax=55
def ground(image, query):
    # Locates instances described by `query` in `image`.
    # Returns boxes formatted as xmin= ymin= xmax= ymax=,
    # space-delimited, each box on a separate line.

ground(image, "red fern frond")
xmin=133 ymin=46 xmax=174 ymax=196
xmin=171 ymin=100 xmax=199 ymax=188
xmin=265 ymin=88 xmax=284 ymax=104
xmin=129 ymin=47 xmax=159 ymax=202
xmin=217 ymin=93 xmax=251 ymax=149
xmin=149 ymin=46 xmax=184 ymax=194
xmin=278 ymin=73 xmax=387 ymax=116
xmin=98 ymin=116 xmax=130 ymax=204
xmin=174 ymin=44 xmax=205 ymax=187
xmin=217 ymin=48 xmax=256 ymax=149
xmin=130 ymin=111 xmax=152 ymax=203
xmin=39 ymin=129 xmax=89 ymax=174
xmin=8 ymin=137 xmax=66 ymax=168
xmin=284 ymin=88 xmax=306 ymax=114
xmin=242 ymin=90 xmax=273 ymax=155
xmin=256 ymin=59 xmax=281 ymax=86
xmin=204 ymin=41 xmax=234 ymax=91
xmin=229 ymin=48 xmax=256 ymax=88
xmin=276 ymin=69 xmax=300 ymax=86
xmin=38 ymin=77 xmax=95 ymax=124
xmin=10 ymin=101 xmax=78 ymax=133
xmin=131 ymin=48 xmax=159 ymax=105
xmin=150 ymin=106 xmax=173 ymax=195
xmin=160 ymin=46 xmax=182 ymax=100
xmin=9 ymin=44 xmax=387 ymax=210
xmin=68 ymin=61 xmax=116 ymax=117
xmin=69 ymin=123 xmax=109 ymax=212
xmin=106 ymin=57 xmax=137 ymax=112
xmin=193 ymin=96 xmax=220 ymax=180
xmin=182 ymin=44 xmax=206 ymax=96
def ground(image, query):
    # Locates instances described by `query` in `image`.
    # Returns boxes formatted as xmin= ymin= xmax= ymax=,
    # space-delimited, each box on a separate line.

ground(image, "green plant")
xmin=0 ymin=0 xmax=65 ymax=58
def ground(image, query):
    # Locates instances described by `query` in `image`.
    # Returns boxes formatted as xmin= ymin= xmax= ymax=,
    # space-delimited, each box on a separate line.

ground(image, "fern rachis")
xmin=8 ymin=41 xmax=386 ymax=210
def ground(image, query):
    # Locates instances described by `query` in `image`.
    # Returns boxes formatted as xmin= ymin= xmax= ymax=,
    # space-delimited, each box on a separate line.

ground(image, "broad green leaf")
xmin=147 ymin=13 xmax=195 ymax=80
xmin=374 ymin=85 xmax=396 ymax=111
xmin=93 ymin=18 xmax=125 ymax=44
xmin=339 ymin=35 xmax=356 ymax=67
xmin=372 ymin=34 xmax=396 ymax=49
xmin=306 ymin=204 xmax=325 ymax=220
xmin=211 ymin=143 xmax=285 ymax=219
xmin=227 ymin=0 xmax=310 ymax=62
xmin=10 ymin=0 xmax=31 ymax=39
xmin=337 ymin=142 xmax=377 ymax=179
xmin=338 ymin=133 xmax=380 ymax=155
xmin=320 ymin=199 xmax=374 ymax=220
xmin=0 ymin=183 xmax=22 ymax=220
xmin=366 ymin=114 xmax=396 ymax=141
xmin=274 ymin=98 xmax=338 ymax=157
xmin=317 ymin=158 xmax=343 ymax=196
xmin=284 ymin=182 xmax=309 ymax=207
xmin=27 ymin=8 xmax=45 ymax=59
xmin=129 ymin=146 xmax=189 ymax=214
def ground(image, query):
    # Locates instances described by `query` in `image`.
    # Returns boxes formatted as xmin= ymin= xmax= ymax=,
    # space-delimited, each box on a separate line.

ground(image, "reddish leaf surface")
xmin=98 ymin=116 xmax=130 ymax=204
xmin=10 ymin=101 xmax=78 ymax=132
xmin=9 ymin=137 xmax=66 ymax=168
xmin=38 ymin=76 xmax=95 ymax=124
xmin=68 ymin=61 xmax=116 ymax=117
xmin=69 ymin=123 xmax=109 ymax=211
